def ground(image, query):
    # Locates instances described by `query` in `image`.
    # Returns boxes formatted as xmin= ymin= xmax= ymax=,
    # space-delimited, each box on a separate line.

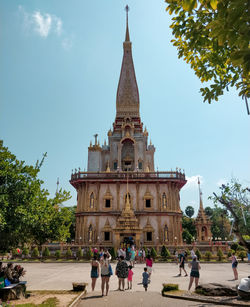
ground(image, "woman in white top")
xmin=100 ymin=251 xmax=111 ymax=296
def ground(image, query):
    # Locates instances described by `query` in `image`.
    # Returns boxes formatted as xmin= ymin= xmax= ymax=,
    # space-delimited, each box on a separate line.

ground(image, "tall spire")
xmin=116 ymin=5 xmax=140 ymax=118
xmin=125 ymin=5 xmax=130 ymax=42
xmin=198 ymin=177 xmax=203 ymax=210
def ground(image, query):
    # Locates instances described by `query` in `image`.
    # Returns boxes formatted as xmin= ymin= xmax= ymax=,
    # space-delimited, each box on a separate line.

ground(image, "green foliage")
xmin=86 ymin=247 xmax=93 ymax=260
xmin=55 ymin=250 xmax=61 ymax=259
xmin=32 ymin=247 xmax=39 ymax=258
xmin=110 ymin=247 xmax=117 ymax=260
xmin=22 ymin=247 xmax=29 ymax=256
xmin=161 ymin=245 xmax=171 ymax=260
xmin=16 ymin=297 xmax=59 ymax=307
xmin=65 ymin=247 xmax=72 ymax=259
xmin=182 ymin=229 xmax=193 ymax=244
xmin=150 ymin=247 xmax=157 ymax=260
xmin=227 ymin=249 xmax=235 ymax=258
xmin=237 ymin=250 xmax=247 ymax=261
xmin=162 ymin=283 xmax=179 ymax=294
xmin=42 ymin=247 xmax=50 ymax=258
xmin=195 ymin=249 xmax=201 ymax=261
xmin=212 ymin=179 xmax=250 ymax=251
xmin=231 ymin=242 xmax=239 ymax=251
xmin=204 ymin=251 xmax=212 ymax=261
xmin=165 ymin=0 xmax=250 ymax=105
xmin=11 ymin=248 xmax=18 ymax=257
xmin=205 ymin=207 xmax=213 ymax=217
xmin=182 ymin=216 xmax=196 ymax=238
xmin=185 ymin=206 xmax=194 ymax=218
xmin=207 ymin=206 xmax=231 ymax=240
xmin=0 ymin=141 xmax=72 ymax=251
xmin=217 ymin=248 xmax=224 ymax=261
xmin=76 ymin=247 xmax=83 ymax=259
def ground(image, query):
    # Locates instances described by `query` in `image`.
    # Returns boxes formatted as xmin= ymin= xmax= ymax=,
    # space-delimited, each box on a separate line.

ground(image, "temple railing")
xmin=70 ymin=171 xmax=185 ymax=181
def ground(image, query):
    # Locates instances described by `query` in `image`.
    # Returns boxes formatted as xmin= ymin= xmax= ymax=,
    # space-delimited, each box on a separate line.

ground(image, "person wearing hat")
xmin=188 ymin=255 xmax=201 ymax=291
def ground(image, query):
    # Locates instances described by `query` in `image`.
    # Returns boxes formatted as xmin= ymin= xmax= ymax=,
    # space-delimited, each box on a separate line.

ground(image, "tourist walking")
xmin=231 ymin=252 xmax=238 ymax=280
xmin=115 ymin=255 xmax=128 ymax=291
xmin=178 ymin=251 xmax=188 ymax=277
xmin=130 ymin=246 xmax=136 ymax=267
xmin=90 ymin=255 xmax=100 ymax=291
xmin=127 ymin=265 xmax=133 ymax=289
xmin=142 ymin=248 xmax=146 ymax=263
xmin=145 ymin=254 xmax=153 ymax=279
xmin=142 ymin=267 xmax=149 ymax=291
xmin=188 ymin=255 xmax=201 ymax=291
xmin=100 ymin=251 xmax=112 ymax=296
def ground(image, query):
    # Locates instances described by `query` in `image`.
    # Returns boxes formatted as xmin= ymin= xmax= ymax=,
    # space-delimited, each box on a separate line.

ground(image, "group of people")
xmin=0 ymin=262 xmax=26 ymax=287
xmin=90 ymin=249 xmax=154 ymax=295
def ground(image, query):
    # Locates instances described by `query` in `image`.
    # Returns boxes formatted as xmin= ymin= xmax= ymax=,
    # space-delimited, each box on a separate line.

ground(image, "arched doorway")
xmin=121 ymin=139 xmax=134 ymax=171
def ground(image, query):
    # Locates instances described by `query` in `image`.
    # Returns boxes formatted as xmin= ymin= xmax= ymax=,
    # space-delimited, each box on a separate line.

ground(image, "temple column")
xmin=136 ymin=182 xmax=139 ymax=211
xmin=156 ymin=182 xmax=160 ymax=211
xmin=117 ymin=143 xmax=122 ymax=170
xmin=116 ymin=182 xmax=120 ymax=211
xmin=134 ymin=143 xmax=138 ymax=170
xmin=97 ymin=182 xmax=100 ymax=211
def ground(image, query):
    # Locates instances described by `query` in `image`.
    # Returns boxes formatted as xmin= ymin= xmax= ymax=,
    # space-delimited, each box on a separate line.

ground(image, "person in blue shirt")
xmin=142 ymin=267 xmax=149 ymax=291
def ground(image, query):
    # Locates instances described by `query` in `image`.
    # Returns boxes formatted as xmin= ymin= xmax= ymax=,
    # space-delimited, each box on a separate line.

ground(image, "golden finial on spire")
xmin=125 ymin=5 xmax=130 ymax=42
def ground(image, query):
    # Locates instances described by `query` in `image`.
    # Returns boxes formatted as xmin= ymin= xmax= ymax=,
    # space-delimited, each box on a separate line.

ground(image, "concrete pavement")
xmin=19 ymin=262 xmax=249 ymax=292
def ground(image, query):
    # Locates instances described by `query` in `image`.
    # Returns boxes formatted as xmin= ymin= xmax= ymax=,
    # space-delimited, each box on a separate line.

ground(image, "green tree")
xmin=77 ymin=247 xmax=83 ymax=259
xmin=66 ymin=247 xmax=72 ymax=259
xmin=182 ymin=229 xmax=193 ymax=244
xmin=217 ymin=248 xmax=224 ymax=261
xmin=0 ymin=141 xmax=71 ymax=251
xmin=185 ymin=206 xmax=195 ymax=218
xmin=165 ymin=0 xmax=250 ymax=110
xmin=212 ymin=179 xmax=250 ymax=251
xmin=205 ymin=207 xmax=213 ymax=217
xmin=42 ymin=247 xmax=50 ymax=258
xmin=151 ymin=247 xmax=157 ymax=260
xmin=204 ymin=251 xmax=212 ymax=261
xmin=182 ymin=216 xmax=196 ymax=238
xmin=86 ymin=247 xmax=93 ymax=260
xmin=207 ymin=206 xmax=231 ymax=240
xmin=161 ymin=245 xmax=171 ymax=260
xmin=55 ymin=250 xmax=61 ymax=259
xmin=32 ymin=247 xmax=39 ymax=258
xmin=22 ymin=247 xmax=29 ymax=257
xmin=195 ymin=249 xmax=201 ymax=260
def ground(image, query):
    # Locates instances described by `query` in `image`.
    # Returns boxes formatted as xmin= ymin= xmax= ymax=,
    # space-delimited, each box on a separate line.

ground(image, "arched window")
xmin=162 ymin=193 xmax=167 ymax=208
xmin=164 ymin=225 xmax=168 ymax=241
xmin=90 ymin=192 xmax=94 ymax=208
xmin=88 ymin=224 xmax=93 ymax=242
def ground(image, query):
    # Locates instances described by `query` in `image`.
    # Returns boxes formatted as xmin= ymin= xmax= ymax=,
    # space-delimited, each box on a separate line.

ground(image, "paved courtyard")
xmin=20 ymin=262 xmax=249 ymax=292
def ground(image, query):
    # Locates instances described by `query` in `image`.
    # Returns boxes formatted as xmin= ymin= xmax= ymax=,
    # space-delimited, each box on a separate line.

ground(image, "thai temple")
xmin=70 ymin=7 xmax=189 ymax=248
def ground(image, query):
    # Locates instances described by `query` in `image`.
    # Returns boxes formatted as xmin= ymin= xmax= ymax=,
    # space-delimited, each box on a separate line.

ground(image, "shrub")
xmin=237 ymin=250 xmax=247 ymax=261
xmin=161 ymin=245 xmax=170 ymax=260
xmin=204 ymin=251 xmax=212 ymax=261
xmin=231 ymin=242 xmax=239 ymax=251
xmin=195 ymin=249 xmax=202 ymax=261
xmin=76 ymin=247 xmax=83 ymax=259
xmin=32 ymin=247 xmax=39 ymax=258
xmin=11 ymin=248 xmax=18 ymax=258
xmin=86 ymin=247 xmax=93 ymax=260
xmin=151 ymin=247 xmax=157 ymax=260
xmin=55 ymin=250 xmax=61 ymax=259
xmin=42 ymin=247 xmax=50 ymax=258
xmin=110 ymin=247 xmax=117 ymax=260
xmin=237 ymin=245 xmax=246 ymax=251
xmin=217 ymin=248 xmax=224 ymax=261
xmin=22 ymin=247 xmax=29 ymax=257
xmin=66 ymin=247 xmax=72 ymax=259
xmin=227 ymin=249 xmax=235 ymax=258
xmin=162 ymin=283 xmax=179 ymax=294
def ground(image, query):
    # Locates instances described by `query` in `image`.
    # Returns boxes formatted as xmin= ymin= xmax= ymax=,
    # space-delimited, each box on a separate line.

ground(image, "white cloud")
xmin=183 ymin=175 xmax=203 ymax=190
xmin=19 ymin=6 xmax=63 ymax=39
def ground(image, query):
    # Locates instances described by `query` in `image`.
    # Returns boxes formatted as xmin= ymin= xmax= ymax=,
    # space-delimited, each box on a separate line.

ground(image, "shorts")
xmin=101 ymin=273 xmax=110 ymax=278
xmin=190 ymin=271 xmax=199 ymax=278
xmin=146 ymin=266 xmax=152 ymax=274
xmin=91 ymin=271 xmax=99 ymax=278
xmin=232 ymin=263 xmax=238 ymax=268
xmin=179 ymin=263 xmax=185 ymax=269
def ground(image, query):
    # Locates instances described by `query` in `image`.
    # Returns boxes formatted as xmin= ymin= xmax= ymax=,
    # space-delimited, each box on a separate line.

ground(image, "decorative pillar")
xmin=84 ymin=182 xmax=89 ymax=211
xmin=117 ymin=143 xmax=122 ymax=170
xmin=97 ymin=183 xmax=100 ymax=211
xmin=156 ymin=183 xmax=160 ymax=211
xmin=116 ymin=182 xmax=120 ymax=211
xmin=134 ymin=143 xmax=138 ymax=170
xmin=136 ymin=182 xmax=139 ymax=211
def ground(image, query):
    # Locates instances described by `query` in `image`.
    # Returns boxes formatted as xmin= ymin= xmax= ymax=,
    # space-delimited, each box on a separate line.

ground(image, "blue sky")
xmin=1 ymin=0 xmax=249 ymax=214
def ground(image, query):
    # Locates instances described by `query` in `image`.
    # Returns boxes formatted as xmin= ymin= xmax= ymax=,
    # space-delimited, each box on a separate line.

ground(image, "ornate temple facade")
xmin=70 ymin=9 xmax=186 ymax=248
xmin=195 ymin=178 xmax=212 ymax=242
